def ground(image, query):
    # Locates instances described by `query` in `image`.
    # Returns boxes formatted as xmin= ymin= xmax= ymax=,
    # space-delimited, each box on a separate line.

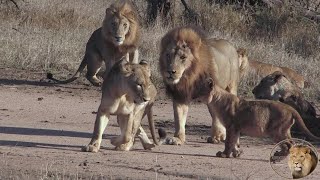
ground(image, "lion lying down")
xmin=288 ymin=144 xmax=318 ymax=179
xmin=252 ymin=71 xmax=317 ymax=118
xmin=82 ymin=59 xmax=165 ymax=152
xmin=196 ymin=78 xmax=320 ymax=158
xmin=237 ymin=48 xmax=305 ymax=89
xmin=252 ymin=71 xmax=320 ymax=137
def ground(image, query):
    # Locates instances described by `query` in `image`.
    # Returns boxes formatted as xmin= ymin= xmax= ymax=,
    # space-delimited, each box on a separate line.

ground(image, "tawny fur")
xmin=82 ymin=60 xmax=162 ymax=153
xmin=288 ymin=145 xmax=318 ymax=179
xmin=47 ymin=0 xmax=140 ymax=86
xmin=252 ymin=71 xmax=301 ymax=100
xmin=252 ymin=71 xmax=320 ymax=136
xmin=197 ymin=79 xmax=320 ymax=158
xmin=159 ymin=27 xmax=216 ymax=102
xmin=159 ymin=26 xmax=239 ymax=145
xmin=237 ymin=48 xmax=305 ymax=88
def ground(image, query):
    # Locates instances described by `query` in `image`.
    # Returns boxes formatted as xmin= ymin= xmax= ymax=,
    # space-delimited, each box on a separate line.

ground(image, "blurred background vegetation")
xmin=0 ymin=0 xmax=319 ymax=99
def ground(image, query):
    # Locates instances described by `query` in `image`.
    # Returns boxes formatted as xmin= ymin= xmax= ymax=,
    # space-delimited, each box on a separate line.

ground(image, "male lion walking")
xmin=48 ymin=0 xmax=140 ymax=86
xmin=158 ymin=26 xmax=239 ymax=145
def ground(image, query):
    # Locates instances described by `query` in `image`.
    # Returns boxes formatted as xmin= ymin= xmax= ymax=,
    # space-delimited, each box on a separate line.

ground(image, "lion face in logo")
xmin=288 ymin=145 xmax=318 ymax=179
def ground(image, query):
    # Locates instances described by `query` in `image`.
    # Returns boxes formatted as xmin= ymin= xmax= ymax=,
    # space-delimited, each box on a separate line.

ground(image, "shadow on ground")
xmin=0 ymin=126 xmax=115 ymax=139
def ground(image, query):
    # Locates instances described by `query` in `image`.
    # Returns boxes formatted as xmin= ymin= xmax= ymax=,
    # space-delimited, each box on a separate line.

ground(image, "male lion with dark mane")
xmin=47 ymin=0 xmax=140 ymax=86
xmin=288 ymin=144 xmax=318 ymax=179
xmin=159 ymin=26 xmax=239 ymax=145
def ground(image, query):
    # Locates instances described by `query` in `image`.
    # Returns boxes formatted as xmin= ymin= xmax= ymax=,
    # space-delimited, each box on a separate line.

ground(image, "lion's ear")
xmin=237 ymin=48 xmax=247 ymax=57
xmin=106 ymin=8 xmax=115 ymax=15
xmin=273 ymin=71 xmax=284 ymax=82
xmin=140 ymin=60 xmax=151 ymax=77
xmin=289 ymin=147 xmax=294 ymax=153
xmin=205 ymin=78 xmax=215 ymax=103
xmin=305 ymin=147 xmax=311 ymax=154
xmin=188 ymin=38 xmax=201 ymax=53
xmin=119 ymin=59 xmax=132 ymax=76
xmin=121 ymin=1 xmax=132 ymax=14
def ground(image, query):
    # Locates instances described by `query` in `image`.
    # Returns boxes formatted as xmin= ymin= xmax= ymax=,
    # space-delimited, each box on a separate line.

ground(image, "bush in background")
xmin=0 ymin=0 xmax=319 ymax=100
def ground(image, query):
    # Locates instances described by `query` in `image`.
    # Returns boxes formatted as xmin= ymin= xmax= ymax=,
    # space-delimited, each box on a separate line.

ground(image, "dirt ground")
xmin=0 ymin=68 xmax=319 ymax=180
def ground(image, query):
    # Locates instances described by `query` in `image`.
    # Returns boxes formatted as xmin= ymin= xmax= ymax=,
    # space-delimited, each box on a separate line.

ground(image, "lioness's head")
xmin=252 ymin=71 xmax=291 ymax=100
xmin=236 ymin=48 xmax=248 ymax=68
xmin=288 ymin=145 xmax=317 ymax=178
xmin=159 ymin=27 xmax=204 ymax=85
xmin=116 ymin=60 xmax=154 ymax=104
xmin=102 ymin=0 xmax=139 ymax=46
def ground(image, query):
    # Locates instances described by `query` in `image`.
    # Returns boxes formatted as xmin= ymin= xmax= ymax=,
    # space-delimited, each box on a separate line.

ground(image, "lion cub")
xmin=197 ymin=78 xmax=320 ymax=158
xmin=82 ymin=59 xmax=163 ymax=152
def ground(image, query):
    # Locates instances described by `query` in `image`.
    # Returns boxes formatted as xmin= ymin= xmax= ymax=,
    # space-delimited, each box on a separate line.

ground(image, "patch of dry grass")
xmin=0 ymin=0 xmax=319 ymax=100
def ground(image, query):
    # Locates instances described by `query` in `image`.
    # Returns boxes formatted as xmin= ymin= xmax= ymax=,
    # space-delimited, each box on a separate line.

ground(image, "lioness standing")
xmin=159 ymin=26 xmax=239 ymax=145
xmin=48 ymin=0 xmax=140 ymax=86
xmin=82 ymin=60 xmax=161 ymax=152
xmin=197 ymin=78 xmax=320 ymax=158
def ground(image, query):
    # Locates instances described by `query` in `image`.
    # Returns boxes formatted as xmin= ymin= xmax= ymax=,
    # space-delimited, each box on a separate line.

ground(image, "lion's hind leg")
xmin=137 ymin=126 xmax=156 ymax=150
xmin=111 ymin=115 xmax=134 ymax=150
xmin=85 ymin=50 xmax=103 ymax=86
xmin=271 ymin=132 xmax=292 ymax=157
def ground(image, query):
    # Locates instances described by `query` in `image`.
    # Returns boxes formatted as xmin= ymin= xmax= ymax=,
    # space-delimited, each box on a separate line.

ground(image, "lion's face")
xmin=160 ymin=41 xmax=195 ymax=85
xmin=104 ymin=14 xmax=130 ymax=46
xmin=288 ymin=146 xmax=314 ymax=177
xmin=252 ymin=71 xmax=289 ymax=100
xmin=102 ymin=1 xmax=138 ymax=47
xmin=121 ymin=61 xmax=154 ymax=104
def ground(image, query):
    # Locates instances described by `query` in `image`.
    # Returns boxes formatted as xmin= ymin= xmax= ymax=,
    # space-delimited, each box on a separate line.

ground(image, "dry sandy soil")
xmin=0 ymin=68 xmax=319 ymax=180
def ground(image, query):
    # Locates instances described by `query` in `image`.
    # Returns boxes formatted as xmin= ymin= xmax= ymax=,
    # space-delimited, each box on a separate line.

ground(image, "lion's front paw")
xmin=87 ymin=76 xmax=102 ymax=87
xmin=216 ymin=151 xmax=229 ymax=158
xmin=166 ymin=137 xmax=184 ymax=145
xmin=114 ymin=140 xmax=134 ymax=151
xmin=81 ymin=144 xmax=100 ymax=153
xmin=232 ymin=149 xmax=243 ymax=158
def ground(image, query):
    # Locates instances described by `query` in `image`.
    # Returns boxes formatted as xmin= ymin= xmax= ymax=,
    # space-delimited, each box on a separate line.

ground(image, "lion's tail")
xmin=292 ymin=109 xmax=320 ymax=142
xmin=158 ymin=128 xmax=168 ymax=145
xmin=46 ymin=58 xmax=87 ymax=84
